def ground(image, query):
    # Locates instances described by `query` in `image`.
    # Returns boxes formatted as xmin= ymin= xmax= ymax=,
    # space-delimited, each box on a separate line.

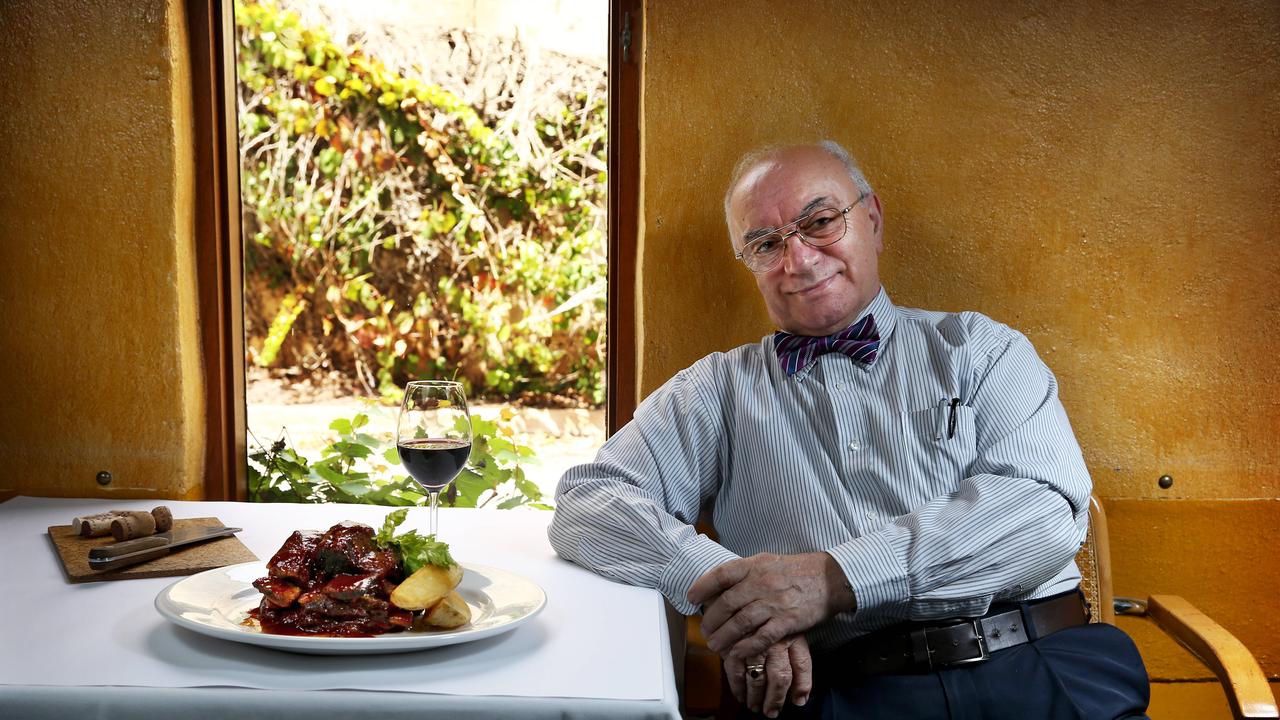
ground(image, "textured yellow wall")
xmin=0 ymin=0 xmax=204 ymax=499
xmin=637 ymin=0 xmax=1280 ymax=698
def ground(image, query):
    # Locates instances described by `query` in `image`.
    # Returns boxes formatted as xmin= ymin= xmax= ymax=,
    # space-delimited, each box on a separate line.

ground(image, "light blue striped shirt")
xmin=549 ymin=287 xmax=1091 ymax=648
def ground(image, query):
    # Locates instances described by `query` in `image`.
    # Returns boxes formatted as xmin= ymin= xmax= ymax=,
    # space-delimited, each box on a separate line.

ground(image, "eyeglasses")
xmin=734 ymin=192 xmax=870 ymax=273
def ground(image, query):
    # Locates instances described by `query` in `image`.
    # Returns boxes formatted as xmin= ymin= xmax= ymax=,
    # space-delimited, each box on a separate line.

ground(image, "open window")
xmin=189 ymin=0 xmax=639 ymax=500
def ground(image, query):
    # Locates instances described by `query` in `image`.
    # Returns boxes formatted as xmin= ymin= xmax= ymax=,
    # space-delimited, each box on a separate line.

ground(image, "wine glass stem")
xmin=428 ymin=490 xmax=440 ymax=536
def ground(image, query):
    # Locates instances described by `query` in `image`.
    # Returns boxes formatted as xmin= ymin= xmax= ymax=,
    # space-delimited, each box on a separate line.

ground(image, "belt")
xmin=823 ymin=590 xmax=1090 ymax=676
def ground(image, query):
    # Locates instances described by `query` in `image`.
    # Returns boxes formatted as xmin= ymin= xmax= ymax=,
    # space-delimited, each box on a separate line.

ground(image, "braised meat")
xmin=255 ymin=576 xmax=302 ymax=608
xmin=312 ymin=521 xmax=400 ymax=579
xmin=252 ymin=521 xmax=411 ymax=636
xmin=264 ymin=530 xmax=321 ymax=584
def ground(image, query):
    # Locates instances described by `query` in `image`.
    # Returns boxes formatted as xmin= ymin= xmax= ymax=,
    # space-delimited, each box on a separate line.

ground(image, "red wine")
xmin=398 ymin=438 xmax=471 ymax=489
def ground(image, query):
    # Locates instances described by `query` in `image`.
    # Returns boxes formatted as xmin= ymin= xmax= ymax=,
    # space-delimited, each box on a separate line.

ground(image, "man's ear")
xmin=866 ymin=193 xmax=885 ymax=252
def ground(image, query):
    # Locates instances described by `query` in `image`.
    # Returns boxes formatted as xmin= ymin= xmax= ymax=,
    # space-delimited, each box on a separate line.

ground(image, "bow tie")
xmin=774 ymin=315 xmax=879 ymax=376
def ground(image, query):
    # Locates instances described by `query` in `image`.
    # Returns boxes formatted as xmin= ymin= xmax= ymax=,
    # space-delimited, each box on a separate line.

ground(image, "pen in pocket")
xmin=947 ymin=398 xmax=960 ymax=439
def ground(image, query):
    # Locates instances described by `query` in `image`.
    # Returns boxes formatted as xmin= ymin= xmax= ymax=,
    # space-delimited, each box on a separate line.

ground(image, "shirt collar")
xmin=859 ymin=285 xmax=897 ymax=345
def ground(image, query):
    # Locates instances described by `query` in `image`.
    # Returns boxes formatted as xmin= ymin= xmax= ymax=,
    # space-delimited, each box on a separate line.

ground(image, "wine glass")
xmin=396 ymin=380 xmax=472 ymax=537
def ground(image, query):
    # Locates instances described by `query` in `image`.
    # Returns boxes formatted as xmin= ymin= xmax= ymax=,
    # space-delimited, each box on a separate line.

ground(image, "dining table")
xmin=0 ymin=496 xmax=684 ymax=719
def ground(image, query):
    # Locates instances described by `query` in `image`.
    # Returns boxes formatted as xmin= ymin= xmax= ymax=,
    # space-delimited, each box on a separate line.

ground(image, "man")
xmin=549 ymin=141 xmax=1150 ymax=719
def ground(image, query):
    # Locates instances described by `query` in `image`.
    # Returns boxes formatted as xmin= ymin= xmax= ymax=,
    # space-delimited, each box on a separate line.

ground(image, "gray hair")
xmin=722 ymin=140 xmax=874 ymax=242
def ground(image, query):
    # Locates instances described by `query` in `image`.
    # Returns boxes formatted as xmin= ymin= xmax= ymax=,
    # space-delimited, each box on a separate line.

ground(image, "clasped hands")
xmin=687 ymin=551 xmax=855 ymax=717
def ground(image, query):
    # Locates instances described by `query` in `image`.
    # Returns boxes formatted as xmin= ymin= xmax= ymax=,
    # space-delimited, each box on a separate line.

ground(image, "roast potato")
xmin=424 ymin=590 xmax=471 ymax=629
xmin=390 ymin=562 xmax=463 ymax=611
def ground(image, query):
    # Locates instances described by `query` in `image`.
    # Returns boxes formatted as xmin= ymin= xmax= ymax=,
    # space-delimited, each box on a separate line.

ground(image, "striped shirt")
xmin=548 ymin=287 xmax=1092 ymax=648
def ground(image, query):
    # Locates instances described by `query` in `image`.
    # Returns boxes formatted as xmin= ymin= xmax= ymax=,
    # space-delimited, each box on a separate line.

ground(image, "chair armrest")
xmin=1147 ymin=594 xmax=1278 ymax=719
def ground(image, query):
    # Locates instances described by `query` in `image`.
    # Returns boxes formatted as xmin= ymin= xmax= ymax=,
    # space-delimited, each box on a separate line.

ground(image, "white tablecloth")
xmin=0 ymin=497 xmax=682 ymax=719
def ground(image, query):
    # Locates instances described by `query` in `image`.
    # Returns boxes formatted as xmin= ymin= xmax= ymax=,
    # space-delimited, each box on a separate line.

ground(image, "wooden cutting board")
xmin=47 ymin=517 xmax=259 ymax=583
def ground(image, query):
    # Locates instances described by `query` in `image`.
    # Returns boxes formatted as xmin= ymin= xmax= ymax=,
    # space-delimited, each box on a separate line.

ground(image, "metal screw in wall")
xmin=96 ymin=471 xmax=112 ymax=486
xmin=1158 ymin=474 xmax=1173 ymax=489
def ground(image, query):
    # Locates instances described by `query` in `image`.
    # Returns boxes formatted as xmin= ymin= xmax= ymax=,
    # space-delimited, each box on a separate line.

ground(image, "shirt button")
xmin=847 ymin=439 xmax=862 ymax=452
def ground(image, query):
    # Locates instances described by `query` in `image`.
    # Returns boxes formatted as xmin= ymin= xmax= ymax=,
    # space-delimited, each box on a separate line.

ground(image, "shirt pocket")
xmin=899 ymin=405 xmax=979 ymax=497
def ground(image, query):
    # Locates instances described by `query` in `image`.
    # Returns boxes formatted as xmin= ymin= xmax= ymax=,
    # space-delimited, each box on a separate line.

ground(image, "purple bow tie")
xmin=774 ymin=315 xmax=879 ymax=376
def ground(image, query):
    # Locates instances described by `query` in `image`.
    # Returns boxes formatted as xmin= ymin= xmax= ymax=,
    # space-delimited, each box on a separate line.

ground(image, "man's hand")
xmin=723 ymin=634 xmax=813 ymax=718
xmin=689 ymin=552 xmax=855 ymax=659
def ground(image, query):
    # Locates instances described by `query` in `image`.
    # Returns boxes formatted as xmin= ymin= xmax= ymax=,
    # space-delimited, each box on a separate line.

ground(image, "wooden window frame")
xmin=608 ymin=0 xmax=641 ymax=435
xmin=191 ymin=0 xmax=640 ymax=498
xmin=189 ymin=0 xmax=246 ymax=500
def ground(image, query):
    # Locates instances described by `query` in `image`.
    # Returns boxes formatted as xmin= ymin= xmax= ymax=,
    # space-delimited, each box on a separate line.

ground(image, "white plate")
xmin=155 ymin=561 xmax=546 ymax=655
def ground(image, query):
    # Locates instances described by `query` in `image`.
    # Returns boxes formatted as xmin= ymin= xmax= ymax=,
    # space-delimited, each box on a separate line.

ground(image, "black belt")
xmin=823 ymin=590 xmax=1090 ymax=676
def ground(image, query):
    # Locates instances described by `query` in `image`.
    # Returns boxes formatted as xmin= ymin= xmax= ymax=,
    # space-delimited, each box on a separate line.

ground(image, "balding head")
xmin=724 ymin=140 xmax=874 ymax=244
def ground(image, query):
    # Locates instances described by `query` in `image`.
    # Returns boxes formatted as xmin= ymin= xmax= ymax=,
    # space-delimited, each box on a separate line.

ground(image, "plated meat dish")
xmin=250 ymin=511 xmax=470 ymax=637
xmin=252 ymin=521 xmax=413 ymax=636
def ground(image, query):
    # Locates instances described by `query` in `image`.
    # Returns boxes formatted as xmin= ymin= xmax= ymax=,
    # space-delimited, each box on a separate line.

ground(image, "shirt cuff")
xmin=658 ymin=533 xmax=741 ymax=615
xmin=826 ymin=528 xmax=911 ymax=624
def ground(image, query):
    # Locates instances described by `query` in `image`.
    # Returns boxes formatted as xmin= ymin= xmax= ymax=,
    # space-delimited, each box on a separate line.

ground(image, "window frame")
xmin=190 ymin=0 xmax=246 ymax=500
xmin=607 ymin=0 xmax=641 ymax=435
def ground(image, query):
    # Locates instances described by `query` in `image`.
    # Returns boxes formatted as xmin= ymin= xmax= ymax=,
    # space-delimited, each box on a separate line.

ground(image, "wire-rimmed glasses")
xmin=734 ymin=191 xmax=870 ymax=273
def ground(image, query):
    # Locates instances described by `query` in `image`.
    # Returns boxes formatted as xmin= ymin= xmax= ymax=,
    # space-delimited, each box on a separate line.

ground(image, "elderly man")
xmin=548 ymin=141 xmax=1150 ymax=719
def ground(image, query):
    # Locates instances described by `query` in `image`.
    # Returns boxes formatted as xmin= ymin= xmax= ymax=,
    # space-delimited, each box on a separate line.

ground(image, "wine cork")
xmin=151 ymin=505 xmax=173 ymax=532
xmin=110 ymin=511 xmax=157 ymax=541
xmin=73 ymin=511 xmax=127 ymax=537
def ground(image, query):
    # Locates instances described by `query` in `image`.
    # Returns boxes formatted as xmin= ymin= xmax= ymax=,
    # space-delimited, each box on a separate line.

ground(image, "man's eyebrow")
xmin=741 ymin=196 xmax=831 ymax=243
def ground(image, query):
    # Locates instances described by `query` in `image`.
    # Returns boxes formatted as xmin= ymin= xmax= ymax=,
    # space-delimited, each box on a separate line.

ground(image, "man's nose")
xmin=780 ymin=233 xmax=820 ymax=273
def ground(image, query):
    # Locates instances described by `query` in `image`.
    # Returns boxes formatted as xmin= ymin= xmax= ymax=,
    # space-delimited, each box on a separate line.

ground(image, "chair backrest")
xmin=1076 ymin=494 xmax=1116 ymax=624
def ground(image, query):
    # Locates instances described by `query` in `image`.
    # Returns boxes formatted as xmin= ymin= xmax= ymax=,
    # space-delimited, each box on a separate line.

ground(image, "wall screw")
xmin=1158 ymin=474 xmax=1173 ymax=489
xmin=96 ymin=471 xmax=112 ymax=486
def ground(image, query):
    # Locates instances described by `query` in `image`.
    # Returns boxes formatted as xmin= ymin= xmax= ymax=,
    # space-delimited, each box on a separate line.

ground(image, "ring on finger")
xmin=745 ymin=663 xmax=766 ymax=682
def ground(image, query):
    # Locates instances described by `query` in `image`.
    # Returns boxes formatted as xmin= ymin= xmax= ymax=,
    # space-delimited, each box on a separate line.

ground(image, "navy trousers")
xmin=743 ymin=623 xmax=1150 ymax=720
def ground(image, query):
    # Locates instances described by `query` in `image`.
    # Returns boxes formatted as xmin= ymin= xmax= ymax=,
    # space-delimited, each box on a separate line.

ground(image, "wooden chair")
xmin=1080 ymin=496 xmax=1277 ymax=719
xmin=681 ymin=495 xmax=1278 ymax=719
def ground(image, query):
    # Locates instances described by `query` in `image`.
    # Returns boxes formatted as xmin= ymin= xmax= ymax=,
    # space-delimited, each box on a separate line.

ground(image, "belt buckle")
xmin=930 ymin=619 xmax=990 ymax=669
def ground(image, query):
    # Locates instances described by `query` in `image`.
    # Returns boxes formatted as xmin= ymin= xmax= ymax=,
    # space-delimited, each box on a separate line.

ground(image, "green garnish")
xmin=374 ymin=509 xmax=457 ymax=574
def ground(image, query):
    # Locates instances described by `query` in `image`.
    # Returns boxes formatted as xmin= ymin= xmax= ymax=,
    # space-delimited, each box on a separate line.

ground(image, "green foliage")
xmin=247 ymin=409 xmax=550 ymax=510
xmin=375 ymin=509 xmax=457 ymax=572
xmin=236 ymin=1 xmax=606 ymax=405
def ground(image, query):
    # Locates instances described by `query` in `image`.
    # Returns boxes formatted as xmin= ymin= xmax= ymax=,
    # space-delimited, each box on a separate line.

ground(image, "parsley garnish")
xmin=374 ymin=509 xmax=457 ymax=574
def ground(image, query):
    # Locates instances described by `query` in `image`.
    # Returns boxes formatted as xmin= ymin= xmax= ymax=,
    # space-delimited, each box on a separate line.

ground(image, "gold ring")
xmin=745 ymin=663 xmax=766 ymax=681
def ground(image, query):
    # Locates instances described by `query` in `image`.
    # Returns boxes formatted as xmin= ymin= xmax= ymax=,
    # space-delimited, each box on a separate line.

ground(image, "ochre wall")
xmin=636 ymin=0 xmax=1279 ymax=710
xmin=0 ymin=0 xmax=205 ymax=499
